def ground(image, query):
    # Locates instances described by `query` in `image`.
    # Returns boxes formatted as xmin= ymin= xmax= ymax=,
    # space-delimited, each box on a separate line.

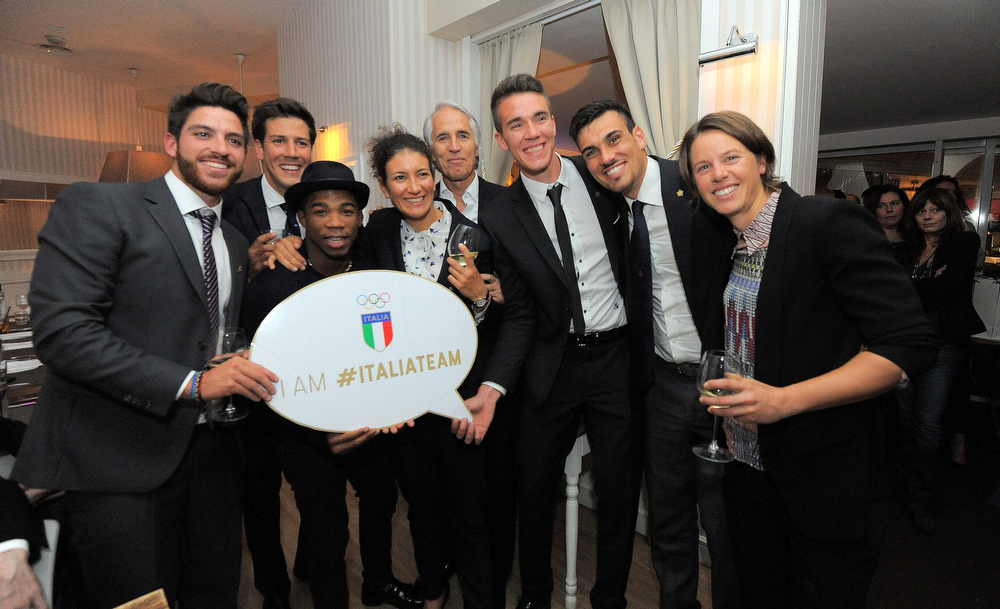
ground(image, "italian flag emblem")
xmin=362 ymin=312 xmax=393 ymax=352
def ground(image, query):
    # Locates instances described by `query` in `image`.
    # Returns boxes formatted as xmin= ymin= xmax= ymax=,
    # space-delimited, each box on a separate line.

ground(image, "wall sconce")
xmin=699 ymin=26 xmax=759 ymax=66
xmin=317 ymin=125 xmax=329 ymax=133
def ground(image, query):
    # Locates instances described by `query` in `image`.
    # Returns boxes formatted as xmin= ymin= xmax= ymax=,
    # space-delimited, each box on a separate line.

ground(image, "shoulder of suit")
xmin=365 ymin=207 xmax=402 ymax=232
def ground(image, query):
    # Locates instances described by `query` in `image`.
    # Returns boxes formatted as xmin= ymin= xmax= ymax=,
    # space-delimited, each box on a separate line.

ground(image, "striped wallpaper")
xmin=697 ymin=0 xmax=825 ymax=193
xmin=0 ymin=54 xmax=168 ymax=184
xmin=277 ymin=0 xmax=464 ymax=204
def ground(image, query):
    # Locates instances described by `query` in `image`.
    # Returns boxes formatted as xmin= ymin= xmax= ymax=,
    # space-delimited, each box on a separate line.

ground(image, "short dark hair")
xmin=366 ymin=124 xmax=434 ymax=185
xmin=917 ymin=174 xmax=966 ymax=210
xmin=490 ymin=73 xmax=550 ymax=134
xmin=678 ymin=111 xmax=780 ymax=202
xmin=167 ymin=82 xmax=250 ymax=145
xmin=568 ymin=99 xmax=636 ymax=145
xmin=908 ymin=188 xmax=966 ymax=238
xmin=251 ymin=97 xmax=317 ymax=145
xmin=862 ymin=184 xmax=910 ymax=218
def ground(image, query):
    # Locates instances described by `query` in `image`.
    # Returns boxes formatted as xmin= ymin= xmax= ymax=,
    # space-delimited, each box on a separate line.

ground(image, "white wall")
xmin=277 ymin=0 xmax=465 ymax=206
xmin=0 ymin=54 xmax=167 ymax=184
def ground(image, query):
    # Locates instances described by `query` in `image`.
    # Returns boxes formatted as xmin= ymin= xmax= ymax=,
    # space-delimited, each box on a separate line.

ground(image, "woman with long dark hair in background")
xmin=862 ymin=184 xmax=910 ymax=263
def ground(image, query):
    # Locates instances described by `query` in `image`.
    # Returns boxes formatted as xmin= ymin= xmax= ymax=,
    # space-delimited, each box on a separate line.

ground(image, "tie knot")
xmin=194 ymin=208 xmax=217 ymax=229
xmin=547 ymin=183 xmax=564 ymax=207
xmin=632 ymin=199 xmax=645 ymax=215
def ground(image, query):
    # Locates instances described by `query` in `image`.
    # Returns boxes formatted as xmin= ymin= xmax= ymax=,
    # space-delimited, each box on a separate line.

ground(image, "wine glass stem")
xmin=709 ymin=413 xmax=722 ymax=452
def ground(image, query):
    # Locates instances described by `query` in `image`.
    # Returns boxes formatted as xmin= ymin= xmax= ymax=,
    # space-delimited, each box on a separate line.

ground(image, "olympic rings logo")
xmin=357 ymin=292 xmax=391 ymax=310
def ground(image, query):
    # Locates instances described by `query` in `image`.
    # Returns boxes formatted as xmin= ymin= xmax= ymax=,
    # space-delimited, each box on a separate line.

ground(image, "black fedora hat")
xmin=284 ymin=161 xmax=370 ymax=212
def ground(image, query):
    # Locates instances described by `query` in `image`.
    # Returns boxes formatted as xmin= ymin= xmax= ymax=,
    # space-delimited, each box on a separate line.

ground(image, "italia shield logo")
xmin=361 ymin=312 xmax=393 ymax=352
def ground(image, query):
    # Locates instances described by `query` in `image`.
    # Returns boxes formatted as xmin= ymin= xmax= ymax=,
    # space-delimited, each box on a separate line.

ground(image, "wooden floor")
xmin=237 ymin=478 xmax=714 ymax=609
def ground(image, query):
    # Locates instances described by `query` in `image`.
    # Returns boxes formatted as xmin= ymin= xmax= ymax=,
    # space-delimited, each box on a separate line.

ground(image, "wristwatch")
xmin=473 ymin=294 xmax=490 ymax=308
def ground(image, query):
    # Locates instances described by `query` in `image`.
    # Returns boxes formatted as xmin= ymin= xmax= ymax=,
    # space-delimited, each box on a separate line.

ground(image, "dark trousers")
xmin=899 ymin=342 xmax=968 ymax=505
xmin=643 ymin=357 xmax=738 ymax=609
xmin=518 ymin=338 xmax=637 ymax=609
xmin=64 ymin=426 xmax=242 ymax=609
xmin=241 ymin=403 xmax=306 ymax=599
xmin=724 ymin=461 xmax=882 ymax=609
xmin=280 ymin=425 xmax=397 ymax=609
xmin=481 ymin=395 xmax=520 ymax=608
xmin=394 ymin=417 xmax=492 ymax=608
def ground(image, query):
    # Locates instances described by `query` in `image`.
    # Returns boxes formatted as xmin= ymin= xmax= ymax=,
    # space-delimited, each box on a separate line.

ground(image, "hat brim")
xmin=285 ymin=179 xmax=371 ymax=213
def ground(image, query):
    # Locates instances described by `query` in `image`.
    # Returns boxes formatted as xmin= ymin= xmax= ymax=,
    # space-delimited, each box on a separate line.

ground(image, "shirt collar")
xmin=521 ymin=154 xmax=571 ymax=203
xmin=439 ymin=174 xmax=479 ymax=206
xmin=260 ymin=175 xmax=285 ymax=209
xmin=164 ymin=168 xmax=222 ymax=217
xmin=402 ymin=200 xmax=451 ymax=235
xmin=624 ymin=155 xmax=662 ymax=208
xmin=736 ymin=189 xmax=780 ymax=255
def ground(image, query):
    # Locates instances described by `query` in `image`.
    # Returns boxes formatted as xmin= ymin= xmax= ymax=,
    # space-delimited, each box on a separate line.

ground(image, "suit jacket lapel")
xmin=144 ymin=178 xmax=209 ymax=310
xmin=222 ymin=221 xmax=246 ymax=320
xmin=567 ymin=155 xmax=624 ymax=286
xmin=508 ymin=179 xmax=571 ymax=291
xmin=656 ymin=157 xmax=694 ymax=294
xmin=247 ymin=180 xmax=271 ymax=235
xmin=753 ymin=185 xmax=792 ymax=381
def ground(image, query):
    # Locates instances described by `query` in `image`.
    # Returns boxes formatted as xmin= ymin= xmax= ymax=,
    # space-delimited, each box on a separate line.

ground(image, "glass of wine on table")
xmin=693 ymin=349 xmax=738 ymax=463
xmin=208 ymin=327 xmax=250 ymax=423
xmin=446 ymin=224 xmax=483 ymax=267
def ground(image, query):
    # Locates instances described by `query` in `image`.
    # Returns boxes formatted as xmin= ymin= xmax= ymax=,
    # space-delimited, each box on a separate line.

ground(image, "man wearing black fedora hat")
xmin=239 ymin=161 xmax=421 ymax=609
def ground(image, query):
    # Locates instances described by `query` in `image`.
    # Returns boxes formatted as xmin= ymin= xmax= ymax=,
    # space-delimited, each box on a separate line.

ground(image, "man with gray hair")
xmin=423 ymin=100 xmax=516 ymax=608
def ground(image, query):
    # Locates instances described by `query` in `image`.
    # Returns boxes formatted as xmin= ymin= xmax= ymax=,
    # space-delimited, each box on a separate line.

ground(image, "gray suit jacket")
xmin=13 ymin=177 xmax=248 ymax=494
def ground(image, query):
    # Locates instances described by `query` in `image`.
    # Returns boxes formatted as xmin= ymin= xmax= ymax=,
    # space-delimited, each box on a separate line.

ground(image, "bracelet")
xmin=194 ymin=371 xmax=205 ymax=401
xmin=189 ymin=371 xmax=199 ymax=400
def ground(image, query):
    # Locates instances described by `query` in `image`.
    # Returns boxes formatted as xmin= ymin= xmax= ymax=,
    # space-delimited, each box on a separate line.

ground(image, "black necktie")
xmin=629 ymin=200 xmax=655 ymax=387
xmin=280 ymin=203 xmax=301 ymax=237
xmin=547 ymin=184 xmax=587 ymax=335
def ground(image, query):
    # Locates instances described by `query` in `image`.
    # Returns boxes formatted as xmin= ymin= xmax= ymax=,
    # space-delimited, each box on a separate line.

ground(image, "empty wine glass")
xmin=447 ymin=224 xmax=483 ymax=267
xmin=692 ymin=350 xmax=738 ymax=463
xmin=209 ymin=327 xmax=250 ymax=423
xmin=14 ymin=295 xmax=29 ymax=326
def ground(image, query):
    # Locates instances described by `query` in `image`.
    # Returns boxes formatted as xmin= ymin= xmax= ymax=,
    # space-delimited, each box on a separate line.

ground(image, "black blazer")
xmin=477 ymin=155 xmax=626 ymax=407
xmin=14 ymin=178 xmax=248 ymax=493
xmin=222 ymin=177 xmax=272 ymax=244
xmin=1 ymin=418 xmax=46 ymax=562
xmin=910 ymin=230 xmax=986 ymax=341
xmin=703 ymin=185 xmax=938 ymax=540
xmin=357 ymin=201 xmax=497 ymax=399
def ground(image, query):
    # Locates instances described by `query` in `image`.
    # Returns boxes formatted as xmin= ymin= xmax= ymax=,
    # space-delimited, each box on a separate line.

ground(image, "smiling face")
xmin=876 ymin=192 xmax=904 ymax=229
xmin=165 ymin=105 xmax=246 ymax=204
xmin=298 ymin=189 xmax=361 ymax=262
xmin=430 ymin=107 xmax=478 ymax=184
xmin=256 ymin=116 xmax=313 ymax=195
xmin=576 ymin=110 xmax=648 ymax=199
xmin=688 ymin=130 xmax=769 ymax=230
xmin=494 ymin=92 xmax=559 ymax=182
xmin=379 ymin=149 xmax=440 ymax=231
xmin=916 ymin=202 xmax=948 ymax=236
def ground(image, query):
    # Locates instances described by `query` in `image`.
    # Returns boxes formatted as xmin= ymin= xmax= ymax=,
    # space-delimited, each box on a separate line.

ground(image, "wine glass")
xmin=447 ymin=225 xmax=483 ymax=268
xmin=14 ymin=295 xmax=29 ymax=326
xmin=260 ymin=229 xmax=288 ymax=245
xmin=209 ymin=327 xmax=250 ymax=423
xmin=692 ymin=350 xmax=738 ymax=463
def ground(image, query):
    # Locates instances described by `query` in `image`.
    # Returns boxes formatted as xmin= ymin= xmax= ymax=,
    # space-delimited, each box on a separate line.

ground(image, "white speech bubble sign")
xmin=248 ymin=270 xmax=477 ymax=432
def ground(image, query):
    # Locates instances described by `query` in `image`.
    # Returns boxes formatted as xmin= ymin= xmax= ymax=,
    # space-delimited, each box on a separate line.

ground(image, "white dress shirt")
xmin=261 ymin=174 xmax=291 ymax=234
xmin=625 ymin=157 xmax=701 ymax=364
xmin=165 ymin=169 xmax=233 ymax=401
xmin=521 ymin=155 xmax=627 ymax=333
xmin=438 ymin=174 xmax=481 ymax=223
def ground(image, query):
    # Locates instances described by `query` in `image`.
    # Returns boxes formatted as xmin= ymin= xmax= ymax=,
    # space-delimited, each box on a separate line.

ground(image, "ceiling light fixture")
xmin=236 ymin=52 xmax=246 ymax=93
xmin=37 ymin=33 xmax=74 ymax=56
xmin=98 ymin=67 xmax=173 ymax=183
xmin=698 ymin=25 xmax=758 ymax=66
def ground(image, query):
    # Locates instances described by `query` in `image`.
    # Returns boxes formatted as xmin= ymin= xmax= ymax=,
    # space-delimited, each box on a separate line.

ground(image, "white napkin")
xmin=6 ymin=359 xmax=41 ymax=373
xmin=1 ymin=330 xmax=32 ymax=342
xmin=3 ymin=341 xmax=32 ymax=351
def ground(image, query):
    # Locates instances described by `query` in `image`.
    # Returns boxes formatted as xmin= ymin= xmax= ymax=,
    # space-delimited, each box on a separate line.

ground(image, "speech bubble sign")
xmin=248 ymin=270 xmax=477 ymax=432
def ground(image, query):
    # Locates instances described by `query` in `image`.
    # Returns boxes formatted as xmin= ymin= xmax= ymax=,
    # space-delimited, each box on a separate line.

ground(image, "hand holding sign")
xmin=249 ymin=270 xmax=477 ymax=432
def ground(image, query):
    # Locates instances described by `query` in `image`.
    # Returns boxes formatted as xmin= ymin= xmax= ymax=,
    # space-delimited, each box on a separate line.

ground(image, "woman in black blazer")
xmin=900 ymin=188 xmax=985 ymax=532
xmin=677 ymin=111 xmax=938 ymax=609
xmin=357 ymin=124 xmax=495 ymax=609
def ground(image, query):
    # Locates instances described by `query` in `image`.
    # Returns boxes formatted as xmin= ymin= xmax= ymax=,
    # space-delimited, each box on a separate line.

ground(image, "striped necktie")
xmin=194 ymin=209 xmax=220 ymax=356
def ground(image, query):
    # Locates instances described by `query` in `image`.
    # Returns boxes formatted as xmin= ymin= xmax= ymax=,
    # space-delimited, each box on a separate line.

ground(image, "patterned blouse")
xmin=400 ymin=202 xmax=452 ymax=281
xmin=723 ymin=189 xmax=780 ymax=471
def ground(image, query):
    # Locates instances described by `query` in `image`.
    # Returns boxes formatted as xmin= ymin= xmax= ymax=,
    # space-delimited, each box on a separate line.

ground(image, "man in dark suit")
xmin=455 ymin=74 xmax=637 ymax=609
xmin=223 ymin=97 xmax=316 ymax=279
xmin=222 ymin=96 xmax=317 ymax=609
xmin=422 ymin=100 xmax=516 ymax=608
xmin=571 ymin=100 xmax=739 ymax=609
xmin=1 ymin=418 xmax=48 ymax=609
xmin=12 ymin=83 xmax=278 ymax=608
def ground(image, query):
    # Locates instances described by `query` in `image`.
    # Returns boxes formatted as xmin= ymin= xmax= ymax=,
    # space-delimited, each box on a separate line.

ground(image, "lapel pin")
xmin=238 ymin=265 xmax=243 ymax=273
xmin=677 ymin=189 xmax=684 ymax=197
xmin=594 ymin=191 xmax=600 ymax=198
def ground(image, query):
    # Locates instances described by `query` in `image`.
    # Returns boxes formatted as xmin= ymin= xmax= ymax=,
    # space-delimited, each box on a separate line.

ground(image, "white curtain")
xmin=478 ymin=23 xmax=544 ymax=184
xmin=601 ymin=0 xmax=700 ymax=158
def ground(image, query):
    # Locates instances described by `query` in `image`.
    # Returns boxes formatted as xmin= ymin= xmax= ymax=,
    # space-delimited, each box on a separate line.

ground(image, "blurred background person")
xmin=862 ymin=184 xmax=911 ymax=263
xmin=678 ymin=111 xmax=937 ymax=609
xmin=899 ymin=188 xmax=985 ymax=534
